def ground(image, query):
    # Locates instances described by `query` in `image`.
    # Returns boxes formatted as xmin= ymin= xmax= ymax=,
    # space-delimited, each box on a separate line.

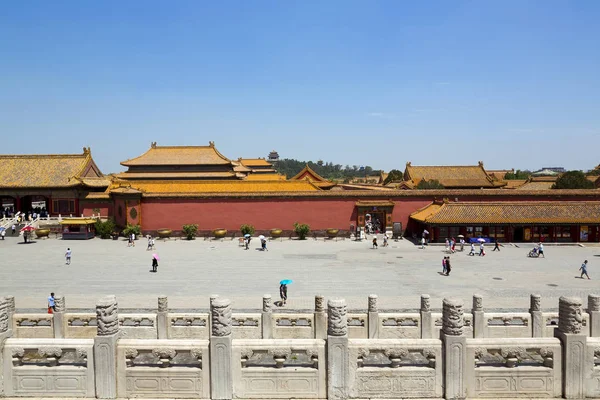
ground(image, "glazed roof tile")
xmin=109 ymin=179 xmax=320 ymax=196
xmin=239 ymin=158 xmax=274 ymax=167
xmin=115 ymin=171 xmax=238 ymax=179
xmin=0 ymin=151 xmax=100 ymax=188
xmin=410 ymin=201 xmax=600 ymax=224
xmin=121 ymin=143 xmax=232 ymax=166
xmin=290 ymin=165 xmax=329 ymax=182
xmin=404 ymin=162 xmax=503 ymax=188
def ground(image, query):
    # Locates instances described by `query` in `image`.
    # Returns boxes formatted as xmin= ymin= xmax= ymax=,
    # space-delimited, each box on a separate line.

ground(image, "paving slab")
xmin=0 ymin=234 xmax=598 ymax=312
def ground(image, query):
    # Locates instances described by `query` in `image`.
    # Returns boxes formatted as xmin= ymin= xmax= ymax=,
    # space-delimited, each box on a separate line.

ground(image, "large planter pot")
xmin=326 ymin=228 xmax=339 ymax=238
xmin=213 ymin=229 xmax=227 ymax=239
xmin=157 ymin=229 xmax=172 ymax=239
xmin=270 ymin=229 xmax=283 ymax=238
xmin=35 ymin=228 xmax=50 ymax=238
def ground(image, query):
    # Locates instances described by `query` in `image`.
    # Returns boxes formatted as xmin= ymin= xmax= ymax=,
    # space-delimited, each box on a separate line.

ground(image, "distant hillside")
xmin=275 ymin=159 xmax=381 ymax=182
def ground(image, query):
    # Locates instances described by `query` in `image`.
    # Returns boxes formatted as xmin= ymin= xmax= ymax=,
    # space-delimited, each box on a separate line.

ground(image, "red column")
xmin=15 ymin=196 xmax=21 ymax=213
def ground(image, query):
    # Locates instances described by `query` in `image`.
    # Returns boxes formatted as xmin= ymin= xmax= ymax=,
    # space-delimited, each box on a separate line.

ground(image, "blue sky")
xmin=1 ymin=1 xmax=599 ymax=173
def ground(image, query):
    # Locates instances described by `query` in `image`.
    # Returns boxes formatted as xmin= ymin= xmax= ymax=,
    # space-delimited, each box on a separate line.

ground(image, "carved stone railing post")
xmin=53 ymin=295 xmax=65 ymax=338
xmin=441 ymin=298 xmax=466 ymax=400
xmin=5 ymin=296 xmax=15 ymax=331
xmin=261 ymin=294 xmax=273 ymax=339
xmin=210 ymin=298 xmax=233 ymax=400
xmin=557 ymin=296 xmax=585 ymax=399
xmin=588 ymin=294 xmax=600 ymax=337
xmin=157 ymin=295 xmax=168 ymax=339
xmin=327 ymin=298 xmax=349 ymax=400
xmin=368 ymin=294 xmax=379 ymax=338
xmin=314 ymin=295 xmax=327 ymax=339
xmin=420 ymin=294 xmax=432 ymax=339
xmin=472 ymin=294 xmax=485 ymax=338
xmin=0 ymin=296 xmax=15 ymax=397
xmin=530 ymin=294 xmax=543 ymax=337
xmin=94 ymin=295 xmax=120 ymax=399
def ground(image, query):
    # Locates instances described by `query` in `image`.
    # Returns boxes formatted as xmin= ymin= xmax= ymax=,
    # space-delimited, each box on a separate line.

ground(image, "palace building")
xmin=1 ymin=142 xmax=599 ymax=243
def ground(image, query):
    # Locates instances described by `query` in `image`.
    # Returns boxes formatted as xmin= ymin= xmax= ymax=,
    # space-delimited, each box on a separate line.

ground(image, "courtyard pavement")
xmin=0 ymin=234 xmax=599 ymax=312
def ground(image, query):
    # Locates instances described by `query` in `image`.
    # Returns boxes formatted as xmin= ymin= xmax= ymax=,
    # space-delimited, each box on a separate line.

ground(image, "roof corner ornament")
xmin=151 ymin=142 xmax=157 ymax=149
xmin=83 ymin=146 xmax=90 ymax=155
xmin=406 ymin=161 xmax=411 ymax=166
xmin=209 ymin=141 xmax=215 ymax=147
xmin=478 ymin=161 xmax=484 ymax=167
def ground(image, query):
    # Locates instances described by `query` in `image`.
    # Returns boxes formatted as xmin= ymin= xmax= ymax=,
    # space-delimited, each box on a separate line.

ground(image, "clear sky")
xmin=1 ymin=1 xmax=599 ymax=173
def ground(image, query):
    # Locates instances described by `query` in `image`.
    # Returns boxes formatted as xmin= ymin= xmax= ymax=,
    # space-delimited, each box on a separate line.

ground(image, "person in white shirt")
xmin=65 ymin=248 xmax=72 ymax=265
xmin=538 ymin=243 xmax=544 ymax=258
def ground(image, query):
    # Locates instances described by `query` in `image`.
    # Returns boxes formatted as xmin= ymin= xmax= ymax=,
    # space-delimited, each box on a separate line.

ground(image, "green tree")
xmin=122 ymin=223 xmax=141 ymax=238
xmin=94 ymin=218 xmax=116 ymax=239
xmin=293 ymin=222 xmax=310 ymax=240
xmin=504 ymin=169 xmax=532 ymax=180
xmin=383 ymin=169 xmax=404 ymax=185
xmin=552 ymin=171 xmax=595 ymax=189
xmin=240 ymin=224 xmax=255 ymax=236
xmin=182 ymin=224 xmax=199 ymax=240
xmin=416 ymin=179 xmax=445 ymax=189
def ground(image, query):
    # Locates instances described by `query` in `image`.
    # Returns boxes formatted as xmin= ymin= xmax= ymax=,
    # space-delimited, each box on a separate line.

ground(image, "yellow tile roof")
xmin=121 ymin=142 xmax=232 ymax=166
xmin=501 ymin=179 xmax=527 ymax=189
xmin=115 ymin=171 xmax=239 ymax=179
xmin=515 ymin=181 xmax=555 ymax=190
xmin=410 ymin=201 xmax=600 ymax=224
xmin=109 ymin=179 xmax=320 ymax=196
xmin=0 ymin=152 xmax=96 ymax=188
xmin=245 ymin=173 xmax=287 ymax=181
xmin=290 ymin=165 xmax=329 ymax=182
xmin=239 ymin=158 xmax=274 ymax=167
xmin=404 ymin=162 xmax=503 ymax=188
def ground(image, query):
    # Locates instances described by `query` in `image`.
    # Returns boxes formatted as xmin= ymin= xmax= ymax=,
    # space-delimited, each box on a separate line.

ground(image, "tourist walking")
xmin=372 ymin=237 xmax=378 ymax=249
xmin=130 ymin=233 xmax=136 ymax=247
xmin=538 ymin=243 xmax=544 ymax=258
xmin=279 ymin=283 xmax=288 ymax=306
xmin=580 ymin=260 xmax=590 ymax=280
xmin=48 ymin=293 xmax=55 ymax=313
xmin=459 ymin=238 xmax=465 ymax=252
xmin=479 ymin=242 xmax=485 ymax=256
xmin=442 ymin=257 xmax=447 ymax=275
xmin=451 ymin=238 xmax=456 ymax=253
xmin=469 ymin=242 xmax=475 ymax=256
xmin=261 ymin=238 xmax=268 ymax=251
xmin=65 ymin=248 xmax=72 ymax=265
xmin=493 ymin=239 xmax=500 ymax=251
xmin=421 ymin=237 xmax=426 ymax=249
xmin=147 ymin=235 xmax=153 ymax=250
xmin=151 ymin=255 xmax=159 ymax=273
xmin=245 ymin=236 xmax=251 ymax=250
xmin=383 ymin=234 xmax=388 ymax=247
xmin=11 ymin=224 xmax=16 ymax=235
xmin=445 ymin=238 xmax=450 ymax=252
xmin=1 ymin=229 xmax=4 ymax=240
xmin=445 ymin=257 xmax=452 ymax=276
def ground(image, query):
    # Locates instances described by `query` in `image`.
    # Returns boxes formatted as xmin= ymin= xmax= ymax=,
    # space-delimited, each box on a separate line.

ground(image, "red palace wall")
xmin=80 ymin=202 xmax=113 ymax=218
xmin=139 ymin=197 xmax=433 ymax=233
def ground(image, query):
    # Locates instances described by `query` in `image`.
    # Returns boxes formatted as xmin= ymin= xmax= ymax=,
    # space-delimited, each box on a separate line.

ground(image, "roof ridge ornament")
xmin=151 ymin=142 xmax=157 ymax=149
xmin=209 ymin=141 xmax=215 ymax=147
xmin=83 ymin=147 xmax=90 ymax=155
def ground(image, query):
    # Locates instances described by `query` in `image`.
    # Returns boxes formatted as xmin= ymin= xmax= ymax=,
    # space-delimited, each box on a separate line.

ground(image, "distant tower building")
xmin=268 ymin=150 xmax=280 ymax=163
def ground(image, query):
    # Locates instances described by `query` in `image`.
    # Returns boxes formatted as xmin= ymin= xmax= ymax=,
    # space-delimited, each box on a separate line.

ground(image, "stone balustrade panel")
xmin=118 ymin=314 xmax=157 ymax=339
xmin=378 ymin=313 xmax=421 ymax=339
xmin=465 ymin=337 xmax=562 ymax=398
xmin=485 ymin=312 xmax=532 ymax=338
xmin=433 ymin=312 xmax=473 ymax=338
xmin=116 ymin=339 xmax=210 ymax=399
xmin=232 ymin=339 xmax=326 ymax=399
xmin=347 ymin=313 xmax=368 ymax=339
xmin=543 ymin=312 xmax=590 ymax=337
xmin=231 ymin=313 xmax=262 ymax=339
xmin=347 ymin=338 xmax=443 ymax=399
xmin=13 ymin=314 xmax=54 ymax=339
xmin=585 ymin=337 xmax=600 ymax=398
xmin=2 ymin=338 xmax=95 ymax=397
xmin=272 ymin=313 xmax=314 ymax=339
xmin=65 ymin=313 xmax=97 ymax=339
xmin=168 ymin=313 xmax=209 ymax=339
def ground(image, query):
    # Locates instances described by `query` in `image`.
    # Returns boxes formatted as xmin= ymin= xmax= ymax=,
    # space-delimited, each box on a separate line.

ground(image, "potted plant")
xmin=240 ymin=224 xmax=255 ymax=236
xmin=182 ymin=224 xmax=198 ymax=240
xmin=293 ymin=222 xmax=310 ymax=240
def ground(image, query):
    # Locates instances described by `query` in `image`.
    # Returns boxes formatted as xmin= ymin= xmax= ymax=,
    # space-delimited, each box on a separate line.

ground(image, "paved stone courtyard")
xmin=1 ymin=234 xmax=598 ymax=312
